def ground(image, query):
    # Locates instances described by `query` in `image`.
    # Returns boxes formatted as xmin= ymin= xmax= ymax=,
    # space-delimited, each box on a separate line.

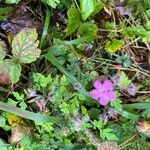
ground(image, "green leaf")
xmin=5 ymin=60 xmax=21 ymax=84
xmin=66 ymin=8 xmax=81 ymax=36
xmin=110 ymin=98 xmax=122 ymax=111
xmin=81 ymin=105 xmax=87 ymax=115
xmin=91 ymin=2 xmax=104 ymax=16
xmin=141 ymin=0 xmax=150 ymax=9
xmin=5 ymin=0 xmax=20 ymax=4
xmin=146 ymin=9 xmax=150 ymax=18
xmin=116 ymin=54 xmax=132 ymax=68
xmin=45 ymin=51 xmax=88 ymax=95
xmin=118 ymin=71 xmax=131 ymax=88
xmin=93 ymin=120 xmax=103 ymax=130
xmin=0 ymin=41 xmax=7 ymax=61
xmin=77 ymin=22 xmax=98 ymax=40
xmin=103 ymin=128 xmax=118 ymax=141
xmin=12 ymin=28 xmax=41 ymax=64
xmin=145 ymin=21 xmax=150 ymax=30
xmin=105 ymin=39 xmax=124 ymax=53
xmin=42 ymin=0 xmax=60 ymax=8
xmin=80 ymin=0 xmax=96 ymax=20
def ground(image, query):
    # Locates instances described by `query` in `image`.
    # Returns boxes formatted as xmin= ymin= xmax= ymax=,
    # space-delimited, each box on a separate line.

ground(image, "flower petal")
xmin=106 ymin=91 xmax=116 ymax=100
xmin=102 ymin=80 xmax=113 ymax=91
xmin=99 ymin=97 xmax=109 ymax=106
xmin=90 ymin=89 xmax=101 ymax=100
xmin=93 ymin=80 xmax=102 ymax=89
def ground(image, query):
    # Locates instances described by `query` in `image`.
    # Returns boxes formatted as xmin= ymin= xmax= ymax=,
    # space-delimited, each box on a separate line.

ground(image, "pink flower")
xmin=90 ymin=80 xmax=116 ymax=106
xmin=36 ymin=100 xmax=46 ymax=112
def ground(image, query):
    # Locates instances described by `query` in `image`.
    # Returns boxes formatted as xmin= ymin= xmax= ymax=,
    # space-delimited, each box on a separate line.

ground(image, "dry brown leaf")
xmin=136 ymin=119 xmax=150 ymax=137
xmin=8 ymin=124 xmax=33 ymax=144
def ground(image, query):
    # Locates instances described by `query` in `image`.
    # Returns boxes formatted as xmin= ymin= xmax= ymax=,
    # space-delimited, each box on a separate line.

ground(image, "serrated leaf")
xmin=12 ymin=28 xmax=41 ymax=64
xmin=80 ymin=0 xmax=96 ymax=21
xmin=5 ymin=60 xmax=21 ymax=84
xmin=118 ymin=71 xmax=131 ymax=88
xmin=105 ymin=39 xmax=124 ymax=53
xmin=66 ymin=8 xmax=81 ymax=36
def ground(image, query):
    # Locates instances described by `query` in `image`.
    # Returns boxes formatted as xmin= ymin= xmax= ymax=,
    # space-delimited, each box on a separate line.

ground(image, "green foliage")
xmin=5 ymin=0 xmax=20 ymax=4
xmin=117 ymin=71 xmax=131 ymax=88
xmin=110 ymin=98 xmax=122 ymax=111
xmin=5 ymin=60 xmax=22 ymax=84
xmin=12 ymin=28 xmax=41 ymax=64
xmin=105 ymin=39 xmax=124 ymax=53
xmin=0 ymin=101 xmax=65 ymax=124
xmin=0 ymin=44 xmax=6 ymax=61
xmin=0 ymin=28 xmax=41 ymax=84
xmin=80 ymin=0 xmax=104 ymax=20
xmin=66 ymin=8 xmax=81 ymax=36
xmin=0 ymin=117 xmax=10 ymax=131
xmin=0 ymin=7 xmax=12 ymax=20
xmin=7 ymin=91 xmax=27 ymax=109
xmin=92 ymin=120 xmax=118 ymax=141
xmin=42 ymin=0 xmax=60 ymax=8
xmin=32 ymin=73 xmax=52 ymax=91
xmin=77 ymin=22 xmax=98 ymax=39
xmin=80 ymin=0 xmax=96 ymax=21
xmin=0 ymin=0 xmax=149 ymax=149
xmin=141 ymin=0 xmax=150 ymax=8
xmin=116 ymin=54 xmax=132 ymax=68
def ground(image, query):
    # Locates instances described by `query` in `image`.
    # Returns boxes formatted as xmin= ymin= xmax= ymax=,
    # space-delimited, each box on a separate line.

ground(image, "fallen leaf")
xmin=136 ymin=119 xmax=150 ymax=137
xmin=8 ymin=124 xmax=32 ymax=144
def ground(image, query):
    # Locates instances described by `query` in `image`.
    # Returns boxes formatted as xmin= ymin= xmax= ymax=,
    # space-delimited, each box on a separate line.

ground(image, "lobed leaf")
xmin=12 ymin=28 xmax=41 ymax=64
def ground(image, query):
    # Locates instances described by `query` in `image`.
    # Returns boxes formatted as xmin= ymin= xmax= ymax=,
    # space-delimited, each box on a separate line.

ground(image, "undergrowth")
xmin=0 ymin=0 xmax=150 ymax=150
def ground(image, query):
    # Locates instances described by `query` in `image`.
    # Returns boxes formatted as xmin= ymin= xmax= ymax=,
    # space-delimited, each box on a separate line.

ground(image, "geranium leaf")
xmin=12 ymin=28 xmax=41 ymax=64
xmin=118 ymin=71 xmax=131 ymax=88
xmin=66 ymin=8 xmax=81 ymax=36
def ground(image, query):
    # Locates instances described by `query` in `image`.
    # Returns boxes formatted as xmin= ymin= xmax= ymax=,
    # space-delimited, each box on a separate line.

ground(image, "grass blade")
xmin=39 ymin=8 xmax=51 ymax=48
xmin=123 ymin=103 xmax=150 ymax=110
xmin=0 ymin=101 xmax=65 ymax=124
